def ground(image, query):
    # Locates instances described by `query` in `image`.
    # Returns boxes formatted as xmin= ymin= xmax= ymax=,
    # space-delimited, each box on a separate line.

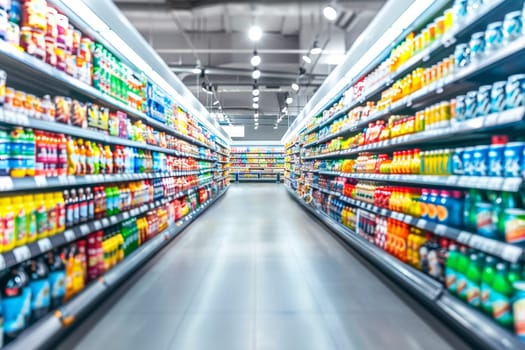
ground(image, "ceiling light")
xmin=253 ymin=96 xmax=259 ymax=102
xmin=201 ymin=82 xmax=213 ymax=95
xmin=253 ymin=102 xmax=259 ymax=109
xmin=254 ymin=112 xmax=259 ymax=117
xmin=323 ymin=5 xmax=338 ymax=21
xmin=213 ymin=100 xmax=220 ymax=105
xmin=248 ymin=25 xmax=263 ymax=42
xmin=302 ymin=55 xmax=312 ymax=64
xmin=254 ymin=126 xmax=258 ymax=130
xmin=192 ymin=67 xmax=202 ymax=74
xmin=282 ymin=106 xmax=288 ymax=113
xmin=251 ymin=51 xmax=261 ymax=66
xmin=218 ymin=106 xmax=222 ymax=110
xmin=273 ymin=125 xmax=278 ymax=129
xmin=291 ymin=83 xmax=299 ymax=91
xmin=252 ymin=88 xmax=260 ymax=97
xmin=286 ymin=96 xmax=293 ymax=104
xmin=311 ymin=41 xmax=323 ymax=55
xmin=252 ymin=69 xmax=261 ymax=80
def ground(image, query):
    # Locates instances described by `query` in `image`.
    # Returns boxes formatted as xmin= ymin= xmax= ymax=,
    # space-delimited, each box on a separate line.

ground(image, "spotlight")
xmin=291 ymin=83 xmax=299 ymax=91
xmin=253 ymin=96 xmax=259 ymax=102
xmin=286 ymin=96 xmax=293 ymax=104
xmin=252 ymin=69 xmax=261 ymax=80
xmin=323 ymin=5 xmax=338 ymax=21
xmin=251 ymin=51 xmax=261 ymax=66
xmin=252 ymin=88 xmax=260 ymax=97
xmin=253 ymin=102 xmax=259 ymax=109
xmin=311 ymin=41 xmax=323 ymax=55
xmin=302 ymin=55 xmax=312 ymax=64
xmin=248 ymin=26 xmax=263 ymax=41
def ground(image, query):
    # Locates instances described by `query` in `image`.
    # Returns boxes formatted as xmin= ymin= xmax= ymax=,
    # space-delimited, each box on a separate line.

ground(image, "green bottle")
xmin=492 ymin=263 xmax=514 ymax=328
xmin=481 ymin=256 xmax=497 ymax=314
xmin=105 ymin=186 xmax=113 ymax=217
xmin=455 ymin=247 xmax=470 ymax=300
xmin=445 ymin=244 xmax=459 ymax=293
xmin=509 ymin=263 xmax=522 ymax=285
xmin=469 ymin=190 xmax=483 ymax=230
xmin=494 ymin=192 xmax=517 ymax=239
xmin=465 ymin=253 xmax=483 ymax=307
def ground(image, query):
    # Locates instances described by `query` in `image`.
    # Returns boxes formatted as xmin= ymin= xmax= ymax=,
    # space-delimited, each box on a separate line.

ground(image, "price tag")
xmin=0 ymin=255 xmax=6 ymax=270
xmin=499 ymin=109 xmax=522 ymax=124
xmin=502 ymin=178 xmax=522 ymax=192
xmin=37 ymin=238 xmax=53 ymax=252
xmin=0 ymin=176 xmax=14 ymax=191
xmin=13 ymin=246 xmax=31 ymax=263
xmin=457 ymin=231 xmax=472 ymax=244
xmin=110 ymin=216 xmax=118 ymax=225
xmin=34 ymin=176 xmax=47 ymax=187
xmin=434 ymin=224 xmax=447 ymax=236
xmin=416 ymin=219 xmax=427 ymax=230
xmin=64 ymin=230 xmax=76 ymax=242
xmin=457 ymin=176 xmax=471 ymax=187
xmin=484 ymin=113 xmax=499 ymax=127
xmin=80 ymin=225 xmax=90 ymax=235
xmin=93 ymin=221 xmax=102 ymax=230
xmin=380 ymin=208 xmax=388 ymax=216
xmin=501 ymin=246 xmax=523 ymax=263
xmin=102 ymin=218 xmax=110 ymax=227
xmin=122 ymin=212 xmax=130 ymax=220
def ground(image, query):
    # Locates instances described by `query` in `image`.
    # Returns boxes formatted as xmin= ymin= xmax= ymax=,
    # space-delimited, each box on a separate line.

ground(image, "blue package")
xmin=456 ymin=95 xmax=466 ymax=121
xmin=452 ymin=148 xmax=464 ymax=175
xmin=503 ymin=11 xmax=523 ymax=41
xmin=469 ymin=32 xmax=485 ymax=60
xmin=462 ymin=147 xmax=475 ymax=176
xmin=506 ymin=74 xmax=525 ymax=109
xmin=473 ymin=145 xmax=489 ymax=176
xmin=491 ymin=81 xmax=507 ymax=113
xmin=454 ymin=44 xmax=470 ymax=68
xmin=504 ymin=142 xmax=524 ymax=177
xmin=488 ymin=144 xmax=505 ymax=177
xmin=485 ymin=22 xmax=503 ymax=51
xmin=464 ymin=91 xmax=477 ymax=119
xmin=476 ymin=85 xmax=492 ymax=117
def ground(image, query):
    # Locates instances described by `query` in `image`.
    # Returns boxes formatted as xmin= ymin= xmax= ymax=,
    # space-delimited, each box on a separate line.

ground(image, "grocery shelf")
xmin=3 ymin=187 xmax=228 ymax=350
xmin=0 ymin=41 xmax=216 ymax=152
xmin=316 ymin=171 xmax=523 ymax=192
xmin=286 ymin=186 xmax=524 ymax=350
xmin=338 ymin=195 xmax=523 ymax=264
xmin=0 ymin=170 xmax=209 ymax=194
xmin=214 ymin=149 xmax=230 ymax=157
xmin=0 ymin=180 xmax=218 ymax=271
xmin=230 ymin=152 xmax=283 ymax=155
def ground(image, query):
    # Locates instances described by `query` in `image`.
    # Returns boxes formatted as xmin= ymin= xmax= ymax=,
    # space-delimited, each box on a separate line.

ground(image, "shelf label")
xmin=79 ymin=225 xmax=90 ymax=236
xmin=93 ymin=221 xmax=102 ymax=231
xmin=417 ymin=219 xmax=427 ymax=230
xmin=37 ymin=238 xmax=52 ymax=252
xmin=434 ymin=224 xmax=447 ymax=236
xmin=13 ymin=246 xmax=31 ymax=263
xmin=0 ymin=255 xmax=6 ymax=270
xmin=502 ymin=178 xmax=522 ymax=192
xmin=34 ymin=176 xmax=47 ymax=187
xmin=64 ymin=230 xmax=76 ymax=242
xmin=484 ymin=113 xmax=499 ymax=127
xmin=122 ymin=212 xmax=130 ymax=220
xmin=110 ymin=216 xmax=118 ymax=225
xmin=101 ymin=218 xmax=110 ymax=227
xmin=501 ymin=246 xmax=523 ymax=263
xmin=0 ymin=177 xmax=14 ymax=191
xmin=456 ymin=231 xmax=472 ymax=244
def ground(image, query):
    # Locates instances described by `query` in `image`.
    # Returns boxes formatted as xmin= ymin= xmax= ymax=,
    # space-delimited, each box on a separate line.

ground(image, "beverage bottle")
xmin=494 ymin=192 xmax=517 ymax=240
xmin=455 ymin=246 xmax=470 ymax=300
xmin=492 ymin=262 xmax=514 ymax=328
xmin=95 ymin=143 xmax=103 ymax=175
xmin=55 ymin=192 xmax=66 ymax=233
xmin=105 ymin=186 xmax=113 ymax=217
xmin=87 ymin=233 xmax=99 ymax=281
xmin=12 ymin=196 xmax=27 ymax=247
xmin=77 ymin=139 xmax=86 ymax=176
xmin=448 ymin=191 xmax=463 ymax=228
xmin=105 ymin=145 xmax=113 ymax=174
xmin=45 ymin=193 xmax=57 ymax=236
xmin=48 ymin=133 xmax=57 ymax=177
xmin=114 ymin=187 xmax=121 ymax=214
xmin=78 ymin=188 xmax=88 ymax=223
xmin=56 ymin=133 xmax=67 ymax=176
xmin=419 ymin=189 xmax=429 ymax=219
xmin=1 ymin=267 xmax=29 ymax=341
xmin=66 ymin=136 xmax=77 ymax=175
xmin=481 ymin=256 xmax=497 ymax=315
xmin=437 ymin=190 xmax=450 ymax=225
xmin=18 ymin=263 xmax=32 ymax=326
xmin=45 ymin=250 xmax=66 ymax=309
xmin=99 ymin=187 xmax=107 ymax=219
xmin=70 ymin=189 xmax=80 ymax=226
xmin=24 ymin=195 xmax=37 ymax=244
xmin=427 ymin=189 xmax=439 ymax=222
xmin=27 ymin=259 xmax=50 ymax=321
xmin=509 ymin=263 xmax=522 ymax=286
xmin=86 ymin=187 xmax=94 ymax=221
xmin=85 ymin=140 xmax=94 ymax=175
xmin=34 ymin=131 xmax=46 ymax=177
xmin=0 ymin=198 xmax=15 ymax=252
xmin=35 ymin=194 xmax=48 ymax=240
xmin=25 ymin=129 xmax=36 ymax=177
xmin=465 ymin=253 xmax=482 ymax=308
xmin=64 ymin=190 xmax=73 ymax=228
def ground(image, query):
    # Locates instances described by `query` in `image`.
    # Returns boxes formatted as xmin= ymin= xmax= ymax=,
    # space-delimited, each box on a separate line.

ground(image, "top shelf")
xmin=0 ymin=41 xmax=216 ymax=151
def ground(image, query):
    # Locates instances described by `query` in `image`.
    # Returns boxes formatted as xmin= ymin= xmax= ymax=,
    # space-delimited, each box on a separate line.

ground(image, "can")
xmin=454 ymin=43 xmax=470 ymax=68
xmin=485 ymin=22 xmax=503 ymax=51
xmin=464 ymin=91 xmax=477 ymax=120
xmin=488 ymin=144 xmax=505 ymax=177
xmin=453 ymin=0 xmax=468 ymax=22
xmin=469 ymin=32 xmax=485 ymax=60
xmin=456 ymin=95 xmax=466 ymax=121
xmin=473 ymin=145 xmax=489 ymax=176
xmin=504 ymin=142 xmax=524 ymax=177
xmin=506 ymin=74 xmax=525 ymax=109
xmin=475 ymin=202 xmax=496 ymax=238
xmin=504 ymin=208 xmax=525 ymax=244
xmin=452 ymin=148 xmax=464 ymax=175
xmin=513 ymin=281 xmax=525 ymax=340
xmin=462 ymin=146 xmax=475 ymax=176
xmin=503 ymin=11 xmax=522 ymax=42
xmin=476 ymin=85 xmax=492 ymax=117
xmin=491 ymin=81 xmax=507 ymax=113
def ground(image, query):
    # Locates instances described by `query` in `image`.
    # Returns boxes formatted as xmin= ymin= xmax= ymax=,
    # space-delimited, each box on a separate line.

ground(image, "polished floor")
xmin=57 ymin=184 xmax=471 ymax=350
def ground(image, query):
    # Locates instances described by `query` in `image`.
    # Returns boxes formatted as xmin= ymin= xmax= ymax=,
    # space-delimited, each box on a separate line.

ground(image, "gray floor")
xmin=56 ymin=184 xmax=471 ymax=350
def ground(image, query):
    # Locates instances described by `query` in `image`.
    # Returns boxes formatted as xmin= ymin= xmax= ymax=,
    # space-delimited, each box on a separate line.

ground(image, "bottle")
xmin=1 ymin=268 xmax=29 ymax=341
xmin=12 ymin=196 xmax=27 ymax=247
xmin=465 ymin=253 xmax=482 ymax=308
xmin=27 ymin=259 xmax=50 ymax=321
xmin=104 ymin=145 xmax=113 ymax=174
xmin=24 ymin=195 xmax=38 ymax=244
xmin=492 ymin=262 xmax=514 ymax=328
xmin=77 ymin=139 xmax=86 ymax=176
xmin=35 ymin=194 xmax=48 ymax=240
xmin=427 ymin=189 xmax=440 ymax=222
xmin=46 ymin=250 xmax=65 ymax=309
xmin=85 ymin=140 xmax=94 ymax=175
xmin=419 ymin=189 xmax=429 ymax=219
xmin=494 ymin=192 xmax=517 ymax=240
xmin=105 ymin=186 xmax=113 ymax=217
xmin=66 ymin=136 xmax=77 ymax=175
xmin=86 ymin=187 xmax=94 ymax=221
xmin=78 ymin=188 xmax=88 ymax=223
xmin=55 ymin=192 xmax=66 ymax=233
xmin=45 ymin=193 xmax=57 ymax=236
xmin=64 ymin=190 xmax=73 ymax=228
xmin=481 ymin=256 xmax=497 ymax=315
xmin=0 ymin=197 xmax=15 ymax=252
xmin=455 ymin=246 xmax=470 ymax=300
xmin=70 ymin=189 xmax=79 ymax=226
xmin=93 ymin=143 xmax=101 ymax=175
xmin=437 ymin=190 xmax=450 ymax=225
xmin=449 ymin=191 xmax=463 ymax=228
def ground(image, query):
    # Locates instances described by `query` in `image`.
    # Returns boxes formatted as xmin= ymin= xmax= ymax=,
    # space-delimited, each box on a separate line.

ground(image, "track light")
xmin=252 ymin=88 xmax=260 ymax=97
xmin=311 ymin=41 xmax=322 ymax=55
xmin=286 ymin=96 xmax=293 ymax=104
xmin=302 ymin=55 xmax=312 ymax=64
xmin=201 ymin=82 xmax=213 ymax=95
xmin=253 ymin=102 xmax=259 ymax=109
xmin=254 ymin=112 xmax=259 ymax=118
xmin=251 ymin=51 xmax=261 ymax=66
xmin=273 ymin=125 xmax=278 ymax=129
xmin=299 ymin=67 xmax=306 ymax=76
xmin=282 ymin=106 xmax=288 ymax=113
xmin=252 ymin=68 xmax=261 ymax=80
xmin=213 ymin=100 xmax=220 ymax=105
xmin=291 ymin=83 xmax=299 ymax=91
xmin=323 ymin=5 xmax=338 ymax=21
xmin=253 ymin=96 xmax=259 ymax=102
xmin=248 ymin=25 xmax=262 ymax=41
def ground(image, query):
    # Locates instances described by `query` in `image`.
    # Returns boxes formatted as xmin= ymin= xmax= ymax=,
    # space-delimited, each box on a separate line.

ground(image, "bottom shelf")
xmin=285 ymin=186 xmax=524 ymax=350
xmin=4 ymin=187 xmax=229 ymax=350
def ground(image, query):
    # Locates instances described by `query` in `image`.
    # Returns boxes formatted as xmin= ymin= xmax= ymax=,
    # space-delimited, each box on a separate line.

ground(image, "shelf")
xmin=0 ymin=41 xmax=216 ymax=151
xmin=0 ymin=179 xmax=217 ymax=271
xmin=230 ymin=152 xmax=283 ymax=155
xmin=317 ymin=171 xmax=523 ymax=192
xmin=338 ymin=195 xmax=523 ymax=263
xmin=3 ymin=186 xmax=228 ymax=350
xmin=286 ymin=186 xmax=524 ymax=350
xmin=310 ymin=183 xmax=341 ymax=197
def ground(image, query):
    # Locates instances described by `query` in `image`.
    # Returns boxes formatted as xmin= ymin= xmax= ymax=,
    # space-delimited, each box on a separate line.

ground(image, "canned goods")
xmin=452 ymin=148 xmax=464 ymax=175
xmin=503 ymin=11 xmax=522 ymax=42
xmin=454 ymin=43 xmax=470 ymax=68
xmin=491 ymin=81 xmax=507 ymax=113
xmin=488 ymin=144 xmax=505 ymax=177
xmin=506 ymin=74 xmax=525 ymax=109
xmin=462 ymin=146 xmax=475 ymax=176
xmin=456 ymin=95 xmax=466 ymax=121
xmin=476 ymin=85 xmax=491 ymax=117
xmin=475 ymin=202 xmax=496 ymax=238
xmin=485 ymin=22 xmax=503 ymax=51
xmin=469 ymin=32 xmax=485 ymax=60
xmin=504 ymin=208 xmax=525 ymax=244
xmin=513 ymin=281 xmax=525 ymax=340
xmin=504 ymin=142 xmax=524 ymax=177
xmin=473 ymin=145 xmax=489 ymax=176
xmin=464 ymin=91 xmax=477 ymax=119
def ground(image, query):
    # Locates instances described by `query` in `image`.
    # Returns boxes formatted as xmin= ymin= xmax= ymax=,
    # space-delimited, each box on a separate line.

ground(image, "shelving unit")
xmin=230 ymin=146 xmax=284 ymax=183
xmin=283 ymin=0 xmax=525 ymax=348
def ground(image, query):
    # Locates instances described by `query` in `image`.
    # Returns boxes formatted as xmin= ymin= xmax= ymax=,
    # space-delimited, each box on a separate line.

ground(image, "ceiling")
xmin=113 ymin=0 xmax=386 ymax=141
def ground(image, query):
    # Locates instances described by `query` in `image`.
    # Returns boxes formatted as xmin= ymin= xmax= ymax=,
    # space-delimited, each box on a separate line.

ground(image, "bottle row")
xmin=325 ymin=196 xmax=525 ymax=340
xmin=0 ymin=185 xmax=216 ymax=347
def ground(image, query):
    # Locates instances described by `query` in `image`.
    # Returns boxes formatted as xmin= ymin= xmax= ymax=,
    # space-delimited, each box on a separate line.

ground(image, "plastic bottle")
xmin=93 ymin=143 xmax=101 ymax=175
xmin=24 ymin=195 xmax=37 ymax=244
xmin=492 ymin=262 xmax=514 ymax=328
xmin=105 ymin=186 xmax=113 ymax=217
xmin=445 ymin=244 xmax=459 ymax=293
xmin=494 ymin=192 xmax=517 ymax=240
xmin=86 ymin=188 xmax=94 ymax=221
xmin=104 ymin=145 xmax=113 ymax=174
xmin=77 ymin=139 xmax=86 ymax=176
xmin=78 ymin=188 xmax=88 ymax=223
xmin=437 ymin=190 xmax=450 ymax=225
xmin=419 ymin=188 xmax=429 ymax=219
xmin=55 ymin=192 xmax=65 ymax=233
xmin=455 ymin=247 xmax=470 ymax=300
xmin=70 ymin=189 xmax=79 ymax=226
xmin=1 ymin=267 xmax=29 ymax=341
xmin=427 ymin=189 xmax=440 ymax=222
xmin=35 ymin=194 xmax=48 ymax=240
xmin=481 ymin=256 xmax=497 ymax=315
xmin=465 ymin=253 xmax=482 ymax=308
xmin=46 ymin=250 xmax=65 ymax=309
xmin=449 ymin=191 xmax=463 ymax=228
xmin=27 ymin=259 xmax=50 ymax=321
xmin=12 ymin=196 xmax=26 ymax=247
xmin=24 ymin=129 xmax=35 ymax=177
xmin=0 ymin=197 xmax=15 ymax=252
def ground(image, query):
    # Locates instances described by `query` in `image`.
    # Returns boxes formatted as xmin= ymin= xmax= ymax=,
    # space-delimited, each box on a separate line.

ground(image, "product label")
xmin=4 ymin=213 xmax=14 ymax=247
xmin=445 ymin=268 xmax=457 ymax=293
xmin=481 ymin=283 xmax=493 ymax=313
xmin=456 ymin=273 xmax=468 ymax=299
xmin=36 ymin=205 xmax=47 ymax=238
xmin=21 ymin=287 xmax=31 ymax=319
xmin=466 ymin=281 xmax=481 ymax=307
xmin=14 ymin=208 xmax=25 ymax=244
xmin=477 ymin=209 xmax=496 ymax=237
xmin=29 ymin=279 xmax=50 ymax=311
xmin=427 ymin=203 xmax=437 ymax=221
xmin=505 ymin=218 xmax=525 ymax=244
xmin=436 ymin=204 xmax=449 ymax=223
xmin=492 ymin=291 xmax=513 ymax=326
xmin=513 ymin=297 xmax=525 ymax=340
xmin=49 ymin=270 xmax=66 ymax=300
xmin=2 ymin=295 xmax=26 ymax=335
xmin=48 ymin=208 xmax=56 ymax=234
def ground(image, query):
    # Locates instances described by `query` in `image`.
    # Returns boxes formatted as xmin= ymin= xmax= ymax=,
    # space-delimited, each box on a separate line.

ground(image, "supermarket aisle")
xmin=56 ymin=184 xmax=470 ymax=350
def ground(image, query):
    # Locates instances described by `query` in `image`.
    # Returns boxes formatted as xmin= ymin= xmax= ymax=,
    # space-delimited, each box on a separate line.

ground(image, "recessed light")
xmin=323 ymin=5 xmax=337 ymax=21
xmin=248 ymin=26 xmax=263 ymax=41
xmin=291 ymin=83 xmax=299 ymax=91
xmin=302 ymin=55 xmax=312 ymax=64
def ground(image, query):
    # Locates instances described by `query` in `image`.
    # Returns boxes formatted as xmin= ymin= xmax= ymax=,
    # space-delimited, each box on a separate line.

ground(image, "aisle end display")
xmin=231 ymin=145 xmax=284 ymax=183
